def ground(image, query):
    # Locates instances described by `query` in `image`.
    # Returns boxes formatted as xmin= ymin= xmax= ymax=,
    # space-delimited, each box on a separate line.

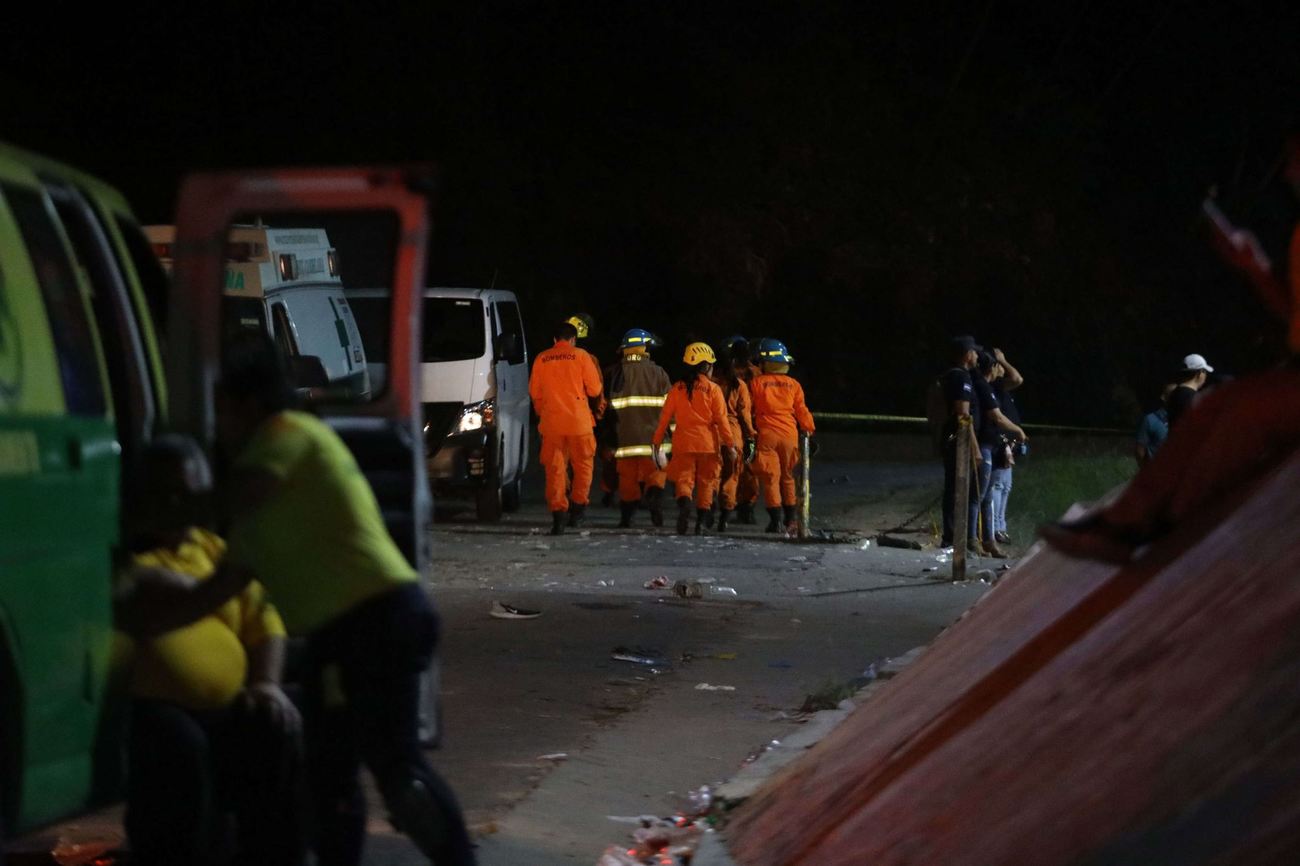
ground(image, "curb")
xmin=691 ymin=645 xmax=929 ymax=864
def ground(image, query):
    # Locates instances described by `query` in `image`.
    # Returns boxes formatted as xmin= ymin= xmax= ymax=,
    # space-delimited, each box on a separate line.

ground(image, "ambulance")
xmin=145 ymin=224 xmax=371 ymax=401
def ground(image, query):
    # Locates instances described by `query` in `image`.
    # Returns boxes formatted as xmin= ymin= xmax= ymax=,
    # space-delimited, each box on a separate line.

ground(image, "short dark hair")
xmin=554 ymin=321 xmax=579 ymax=341
xmin=218 ymin=331 xmax=294 ymax=412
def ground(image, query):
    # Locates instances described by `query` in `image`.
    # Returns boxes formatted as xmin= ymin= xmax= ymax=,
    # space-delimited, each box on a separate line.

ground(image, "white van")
xmin=145 ymin=224 xmax=370 ymax=400
xmin=347 ymin=287 xmax=529 ymax=521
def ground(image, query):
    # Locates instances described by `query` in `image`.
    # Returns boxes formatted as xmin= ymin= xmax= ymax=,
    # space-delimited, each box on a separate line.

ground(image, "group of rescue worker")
xmin=528 ymin=316 xmax=816 ymax=537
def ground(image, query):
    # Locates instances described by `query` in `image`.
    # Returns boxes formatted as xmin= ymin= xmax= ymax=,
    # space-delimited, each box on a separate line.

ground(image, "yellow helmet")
xmin=683 ymin=342 xmax=717 ymax=365
xmin=565 ymin=314 xmax=592 ymax=339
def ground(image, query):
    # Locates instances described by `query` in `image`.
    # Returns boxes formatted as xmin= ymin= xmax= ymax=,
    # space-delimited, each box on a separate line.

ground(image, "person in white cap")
xmin=1167 ymin=353 xmax=1214 ymax=427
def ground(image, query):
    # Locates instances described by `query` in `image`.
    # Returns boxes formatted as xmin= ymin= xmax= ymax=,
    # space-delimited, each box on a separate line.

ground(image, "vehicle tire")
xmin=474 ymin=442 xmax=504 ymax=522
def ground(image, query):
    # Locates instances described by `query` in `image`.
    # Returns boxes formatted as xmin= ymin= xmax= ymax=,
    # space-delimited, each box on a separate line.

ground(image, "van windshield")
xmin=423 ymin=298 xmax=484 ymax=362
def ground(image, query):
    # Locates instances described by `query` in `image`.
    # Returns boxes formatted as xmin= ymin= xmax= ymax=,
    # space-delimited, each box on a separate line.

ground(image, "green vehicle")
xmin=0 ymin=141 xmax=170 ymax=836
xmin=0 ymin=145 xmax=434 ymax=849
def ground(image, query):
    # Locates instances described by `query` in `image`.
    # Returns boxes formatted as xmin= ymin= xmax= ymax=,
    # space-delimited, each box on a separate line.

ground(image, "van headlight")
xmin=456 ymin=400 xmax=495 ymax=433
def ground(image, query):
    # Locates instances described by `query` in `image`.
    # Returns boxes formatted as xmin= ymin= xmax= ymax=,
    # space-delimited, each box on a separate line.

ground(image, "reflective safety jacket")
xmin=750 ymin=373 xmax=815 ymax=440
xmin=652 ymin=375 xmax=730 ymax=454
xmin=599 ymin=353 xmax=672 ymax=457
xmin=529 ymin=341 xmax=603 ymax=436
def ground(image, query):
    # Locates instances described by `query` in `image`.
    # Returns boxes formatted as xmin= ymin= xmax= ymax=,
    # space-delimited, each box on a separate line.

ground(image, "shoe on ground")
xmin=994 ymin=530 xmax=1011 ymax=544
xmin=490 ymin=601 xmax=541 ymax=620
xmin=567 ymin=503 xmax=586 ymax=528
xmin=982 ymin=541 xmax=1009 ymax=559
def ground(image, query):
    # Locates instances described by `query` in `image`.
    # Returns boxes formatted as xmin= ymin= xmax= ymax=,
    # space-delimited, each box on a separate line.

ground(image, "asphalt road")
xmin=20 ymin=433 xmax=993 ymax=865
xmin=369 ymin=432 xmax=991 ymax=864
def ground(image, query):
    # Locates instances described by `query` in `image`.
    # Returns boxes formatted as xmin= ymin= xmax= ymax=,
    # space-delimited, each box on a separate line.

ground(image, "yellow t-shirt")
xmin=227 ymin=410 xmax=417 ymax=635
xmin=128 ymin=528 xmax=286 ymax=712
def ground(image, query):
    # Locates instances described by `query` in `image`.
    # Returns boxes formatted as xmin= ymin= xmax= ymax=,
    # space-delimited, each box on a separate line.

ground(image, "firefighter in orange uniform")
xmin=652 ymin=343 xmax=736 ymax=535
xmin=600 ymin=329 xmax=672 ymax=528
xmin=728 ymin=337 xmax=764 ymax=524
xmin=750 ymin=338 xmax=816 ymax=533
xmin=530 ymin=320 xmax=604 ymax=535
xmin=712 ymin=349 xmax=757 ymax=532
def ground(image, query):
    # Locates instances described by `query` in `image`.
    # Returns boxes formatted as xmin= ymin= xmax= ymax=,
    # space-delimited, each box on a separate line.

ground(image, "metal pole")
xmin=798 ymin=433 xmax=812 ymax=539
xmin=952 ymin=416 xmax=971 ymax=580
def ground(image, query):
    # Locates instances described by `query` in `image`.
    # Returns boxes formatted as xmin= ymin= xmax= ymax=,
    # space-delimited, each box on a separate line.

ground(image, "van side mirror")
xmin=495 ymin=332 xmax=522 ymax=363
xmin=289 ymin=355 xmax=330 ymax=390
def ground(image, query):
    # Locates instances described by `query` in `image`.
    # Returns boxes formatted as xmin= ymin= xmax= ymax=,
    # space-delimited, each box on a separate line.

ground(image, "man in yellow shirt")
xmin=118 ymin=435 xmax=302 ymax=866
xmin=216 ymin=334 xmax=475 ymax=866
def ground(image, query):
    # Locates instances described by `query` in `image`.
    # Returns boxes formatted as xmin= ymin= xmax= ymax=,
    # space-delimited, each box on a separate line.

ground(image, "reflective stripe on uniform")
xmin=609 ymin=395 xmax=667 ymax=410
xmin=614 ymin=443 xmax=671 ymax=459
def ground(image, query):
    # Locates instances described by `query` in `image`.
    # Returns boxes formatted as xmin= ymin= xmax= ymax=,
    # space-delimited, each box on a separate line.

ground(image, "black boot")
xmin=717 ymin=509 xmax=730 ymax=532
xmin=550 ymin=511 xmax=567 ymax=536
xmin=617 ymin=502 xmax=636 ymax=528
xmin=646 ymin=487 xmax=665 ymax=527
xmin=738 ymin=503 xmax=756 ymax=525
xmin=783 ymin=504 xmax=797 ymax=532
xmin=567 ymin=502 xmax=586 ymax=528
xmin=764 ymin=507 xmax=782 ymax=533
xmin=676 ymin=497 xmax=692 ymax=535
xmin=694 ymin=508 xmax=712 ymax=535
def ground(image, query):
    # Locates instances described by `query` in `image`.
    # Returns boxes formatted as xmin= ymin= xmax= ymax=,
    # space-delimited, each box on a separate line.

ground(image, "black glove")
xmin=744 ymin=439 xmax=756 ymax=464
xmin=807 ymin=436 xmax=820 ymax=458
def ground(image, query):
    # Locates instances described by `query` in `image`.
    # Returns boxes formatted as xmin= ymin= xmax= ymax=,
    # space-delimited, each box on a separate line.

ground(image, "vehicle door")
xmin=168 ymin=168 xmax=431 ymax=566
xmin=491 ymin=297 xmax=529 ymax=487
xmin=0 ymin=175 xmax=121 ymax=830
xmin=166 ymin=168 xmax=440 ymax=738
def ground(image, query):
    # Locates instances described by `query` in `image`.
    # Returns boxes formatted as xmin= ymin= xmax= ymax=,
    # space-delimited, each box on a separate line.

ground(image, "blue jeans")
xmin=977 ymin=446 xmax=995 ymax=543
xmin=990 ymin=466 xmax=1013 ymax=534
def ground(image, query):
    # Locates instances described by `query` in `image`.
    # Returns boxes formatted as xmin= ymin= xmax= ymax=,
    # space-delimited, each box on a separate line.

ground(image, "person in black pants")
xmin=215 ymin=336 xmax=476 ymax=866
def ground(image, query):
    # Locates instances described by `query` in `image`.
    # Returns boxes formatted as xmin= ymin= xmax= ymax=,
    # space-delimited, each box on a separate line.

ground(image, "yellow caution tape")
xmin=811 ymin=412 xmax=1128 ymax=435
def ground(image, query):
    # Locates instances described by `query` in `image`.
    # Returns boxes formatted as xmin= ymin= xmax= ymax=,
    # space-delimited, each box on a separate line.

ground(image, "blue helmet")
xmin=757 ymin=337 xmax=793 ymax=365
xmin=621 ymin=328 xmax=659 ymax=349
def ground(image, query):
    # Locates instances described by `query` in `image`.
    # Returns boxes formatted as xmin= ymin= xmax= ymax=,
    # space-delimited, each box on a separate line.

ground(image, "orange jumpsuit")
xmin=735 ymin=362 xmax=763 ymax=508
xmin=529 ymin=341 xmax=603 ymax=512
xmin=714 ymin=377 xmax=756 ymax=511
xmin=652 ymin=375 xmax=731 ymax=509
xmin=750 ymin=372 xmax=815 ymax=507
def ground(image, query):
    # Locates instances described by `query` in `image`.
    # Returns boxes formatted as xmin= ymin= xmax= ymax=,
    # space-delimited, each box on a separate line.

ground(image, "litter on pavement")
xmin=643 ymin=575 xmax=672 ymax=589
xmin=489 ymin=601 xmax=541 ymax=620
xmin=594 ymin=785 xmax=718 ymax=864
xmin=611 ymin=647 xmax=671 ymax=668
xmin=694 ymin=683 xmax=736 ymax=691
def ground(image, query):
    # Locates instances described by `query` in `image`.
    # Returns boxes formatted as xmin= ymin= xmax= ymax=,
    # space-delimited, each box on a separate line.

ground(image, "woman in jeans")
xmin=988 ymin=348 xmax=1025 ymax=544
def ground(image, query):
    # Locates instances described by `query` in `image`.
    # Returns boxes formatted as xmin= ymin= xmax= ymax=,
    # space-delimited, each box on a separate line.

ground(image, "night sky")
xmin=5 ymin=1 xmax=1299 ymax=425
